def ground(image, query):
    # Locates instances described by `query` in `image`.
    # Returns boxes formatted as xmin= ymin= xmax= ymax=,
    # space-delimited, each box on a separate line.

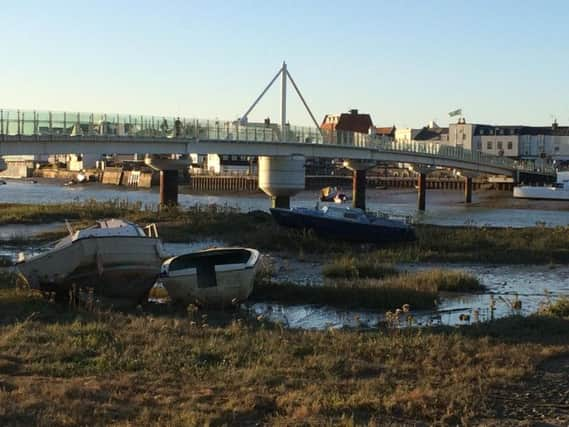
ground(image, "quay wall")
xmin=30 ymin=168 xmax=515 ymax=192
xmin=183 ymin=175 xmax=513 ymax=192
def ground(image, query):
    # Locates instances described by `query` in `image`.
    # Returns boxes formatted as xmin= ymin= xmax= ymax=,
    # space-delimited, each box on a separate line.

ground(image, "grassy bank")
xmin=1 ymin=278 xmax=569 ymax=425
xmin=322 ymin=256 xmax=398 ymax=279
xmin=252 ymin=269 xmax=481 ymax=310
xmin=251 ymin=279 xmax=438 ymax=310
xmin=3 ymin=201 xmax=569 ymax=264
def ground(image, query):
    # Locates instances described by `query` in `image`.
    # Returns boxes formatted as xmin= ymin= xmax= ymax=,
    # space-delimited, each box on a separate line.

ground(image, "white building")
xmin=394 ymin=128 xmax=422 ymax=143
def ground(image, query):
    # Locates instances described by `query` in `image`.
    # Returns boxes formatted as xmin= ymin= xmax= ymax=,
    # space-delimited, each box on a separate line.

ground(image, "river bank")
xmin=2 ymin=201 xmax=569 ymax=329
xmin=1 ymin=279 xmax=568 ymax=426
xmin=1 ymin=199 xmax=569 ymax=424
xmin=3 ymin=178 xmax=569 ymax=227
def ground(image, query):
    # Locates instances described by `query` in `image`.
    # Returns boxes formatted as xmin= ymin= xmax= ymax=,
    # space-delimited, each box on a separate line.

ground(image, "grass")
xmin=322 ymin=256 xmax=398 ymax=279
xmin=378 ymin=224 xmax=569 ymax=264
xmin=252 ymin=269 xmax=481 ymax=310
xmin=540 ymin=297 xmax=569 ymax=318
xmin=1 ymin=275 xmax=569 ymax=425
xmin=3 ymin=200 xmax=569 ymax=264
xmin=251 ymin=279 xmax=438 ymax=310
xmin=385 ymin=269 xmax=484 ymax=293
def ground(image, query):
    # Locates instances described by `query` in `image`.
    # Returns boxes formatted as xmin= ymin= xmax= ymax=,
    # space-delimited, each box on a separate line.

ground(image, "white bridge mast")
xmin=239 ymin=62 xmax=322 ymax=142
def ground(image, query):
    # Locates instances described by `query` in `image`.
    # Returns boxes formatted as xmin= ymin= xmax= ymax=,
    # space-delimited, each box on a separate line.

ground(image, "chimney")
xmin=349 ymin=109 xmax=358 ymax=115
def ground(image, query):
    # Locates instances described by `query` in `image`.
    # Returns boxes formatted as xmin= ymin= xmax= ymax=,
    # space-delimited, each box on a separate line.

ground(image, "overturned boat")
xmin=16 ymin=219 xmax=166 ymax=302
xmin=159 ymin=248 xmax=261 ymax=308
xmin=270 ymin=205 xmax=415 ymax=243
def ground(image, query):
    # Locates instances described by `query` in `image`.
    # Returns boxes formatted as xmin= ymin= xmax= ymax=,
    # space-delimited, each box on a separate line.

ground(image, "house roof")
xmin=376 ymin=126 xmax=395 ymax=136
xmin=320 ymin=110 xmax=374 ymax=133
xmin=336 ymin=111 xmax=373 ymax=133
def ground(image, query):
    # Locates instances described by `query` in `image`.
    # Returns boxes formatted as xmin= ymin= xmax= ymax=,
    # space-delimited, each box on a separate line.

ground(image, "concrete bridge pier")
xmin=258 ymin=155 xmax=305 ymax=209
xmin=464 ymin=176 xmax=473 ymax=204
xmin=270 ymin=196 xmax=290 ymax=209
xmin=412 ymin=166 xmax=435 ymax=211
xmin=456 ymin=171 xmax=479 ymax=205
xmin=159 ymin=169 xmax=179 ymax=206
xmin=145 ymin=155 xmax=190 ymax=207
xmin=343 ymin=160 xmax=376 ymax=211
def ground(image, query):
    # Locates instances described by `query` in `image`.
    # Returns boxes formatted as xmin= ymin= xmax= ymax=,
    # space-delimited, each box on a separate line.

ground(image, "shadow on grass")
xmin=431 ymin=314 xmax=569 ymax=346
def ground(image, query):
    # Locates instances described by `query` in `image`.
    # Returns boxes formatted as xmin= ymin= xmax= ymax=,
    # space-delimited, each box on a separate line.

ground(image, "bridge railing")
xmin=0 ymin=109 xmax=553 ymax=174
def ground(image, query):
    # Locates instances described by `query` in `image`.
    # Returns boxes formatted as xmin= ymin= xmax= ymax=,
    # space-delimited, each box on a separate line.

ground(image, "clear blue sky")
xmin=2 ymin=0 xmax=568 ymax=128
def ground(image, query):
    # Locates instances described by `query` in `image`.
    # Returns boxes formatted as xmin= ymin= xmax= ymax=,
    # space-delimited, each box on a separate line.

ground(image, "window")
xmin=487 ymin=141 xmax=493 ymax=150
xmin=507 ymin=141 xmax=513 ymax=150
xmin=497 ymin=141 xmax=503 ymax=150
xmin=462 ymin=133 xmax=466 ymax=140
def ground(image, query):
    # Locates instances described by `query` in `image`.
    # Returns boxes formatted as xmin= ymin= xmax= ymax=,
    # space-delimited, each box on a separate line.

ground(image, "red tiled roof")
xmin=376 ymin=126 xmax=395 ymax=136
xmin=336 ymin=112 xmax=373 ymax=133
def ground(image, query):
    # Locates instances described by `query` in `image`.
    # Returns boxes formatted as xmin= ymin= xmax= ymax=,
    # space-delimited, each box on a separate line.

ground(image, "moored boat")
xmin=320 ymin=186 xmax=351 ymax=203
xmin=514 ymin=171 xmax=569 ymax=201
xmin=270 ymin=205 xmax=415 ymax=243
xmin=159 ymin=248 xmax=261 ymax=308
xmin=16 ymin=219 xmax=166 ymax=302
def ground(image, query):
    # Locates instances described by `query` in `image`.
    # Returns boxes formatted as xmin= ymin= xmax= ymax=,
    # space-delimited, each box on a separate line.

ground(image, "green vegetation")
xmin=322 ymin=256 xmax=398 ymax=279
xmin=387 ymin=269 xmax=484 ymax=293
xmin=382 ymin=225 xmax=569 ymax=264
xmin=252 ymin=269 xmax=481 ymax=310
xmin=540 ymin=296 xmax=569 ymax=318
xmin=3 ymin=200 xmax=569 ymax=264
xmin=251 ymin=279 xmax=437 ymax=310
xmin=1 ymin=275 xmax=569 ymax=425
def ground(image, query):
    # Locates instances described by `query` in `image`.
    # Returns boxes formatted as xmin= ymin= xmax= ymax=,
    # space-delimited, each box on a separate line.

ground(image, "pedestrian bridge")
xmin=0 ymin=108 xmax=554 ymax=178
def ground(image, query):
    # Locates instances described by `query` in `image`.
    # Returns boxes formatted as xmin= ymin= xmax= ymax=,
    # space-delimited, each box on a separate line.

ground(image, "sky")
xmin=1 ymin=0 xmax=568 ymax=128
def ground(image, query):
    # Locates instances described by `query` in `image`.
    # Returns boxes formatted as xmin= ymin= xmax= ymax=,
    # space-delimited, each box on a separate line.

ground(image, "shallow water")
xmin=247 ymin=263 xmax=569 ymax=329
xmin=2 ymin=179 xmax=569 ymax=227
xmin=0 ymin=223 xmax=65 ymax=240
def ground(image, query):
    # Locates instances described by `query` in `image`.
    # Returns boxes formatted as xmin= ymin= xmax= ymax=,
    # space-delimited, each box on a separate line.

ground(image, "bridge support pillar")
xmin=343 ymin=160 xmax=376 ymax=211
xmin=160 ymin=170 xmax=178 ymax=206
xmin=417 ymin=173 xmax=427 ymax=211
xmin=271 ymin=196 xmax=290 ymax=209
xmin=258 ymin=155 xmax=305 ymax=210
xmin=352 ymin=169 xmax=367 ymax=210
xmin=464 ymin=176 xmax=473 ymax=204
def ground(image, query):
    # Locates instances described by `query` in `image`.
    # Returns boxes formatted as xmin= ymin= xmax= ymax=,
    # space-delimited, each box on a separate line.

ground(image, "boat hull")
xmin=270 ymin=208 xmax=415 ymax=243
xmin=160 ymin=248 xmax=260 ymax=308
xmin=16 ymin=236 xmax=163 ymax=302
xmin=513 ymin=186 xmax=569 ymax=201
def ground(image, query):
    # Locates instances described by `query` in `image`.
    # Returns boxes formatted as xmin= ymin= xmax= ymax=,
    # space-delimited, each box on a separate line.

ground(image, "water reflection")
xmin=248 ymin=263 xmax=569 ymax=330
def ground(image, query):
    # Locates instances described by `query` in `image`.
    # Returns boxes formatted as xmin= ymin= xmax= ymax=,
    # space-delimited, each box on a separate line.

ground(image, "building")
xmin=394 ymin=127 xmax=422 ymax=143
xmin=205 ymin=154 xmax=256 ymax=175
xmin=447 ymin=118 xmax=569 ymax=163
xmin=375 ymin=126 xmax=396 ymax=141
xmin=321 ymin=109 xmax=375 ymax=134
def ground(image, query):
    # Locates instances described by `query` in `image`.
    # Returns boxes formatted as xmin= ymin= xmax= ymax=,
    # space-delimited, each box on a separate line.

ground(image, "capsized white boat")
xmin=159 ymin=248 xmax=261 ymax=307
xmin=513 ymin=171 xmax=569 ymax=201
xmin=16 ymin=219 xmax=166 ymax=302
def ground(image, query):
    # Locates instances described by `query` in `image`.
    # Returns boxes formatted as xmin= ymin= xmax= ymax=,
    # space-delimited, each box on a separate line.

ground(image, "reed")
xmin=540 ymin=297 xmax=569 ymax=317
xmin=383 ymin=269 xmax=484 ymax=293
xmin=251 ymin=278 xmax=437 ymax=310
xmin=322 ymin=256 xmax=398 ymax=279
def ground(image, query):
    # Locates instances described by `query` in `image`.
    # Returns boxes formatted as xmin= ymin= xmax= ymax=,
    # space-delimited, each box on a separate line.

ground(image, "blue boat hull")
xmin=270 ymin=208 xmax=416 ymax=243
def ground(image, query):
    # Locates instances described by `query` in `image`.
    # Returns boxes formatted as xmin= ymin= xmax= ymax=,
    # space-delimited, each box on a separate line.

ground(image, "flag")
xmin=448 ymin=108 xmax=462 ymax=117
